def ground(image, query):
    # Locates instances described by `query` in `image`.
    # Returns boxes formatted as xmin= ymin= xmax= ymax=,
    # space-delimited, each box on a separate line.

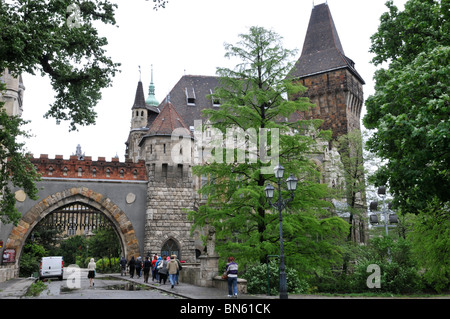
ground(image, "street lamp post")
xmin=369 ymin=186 xmax=398 ymax=263
xmin=264 ymin=164 xmax=297 ymax=300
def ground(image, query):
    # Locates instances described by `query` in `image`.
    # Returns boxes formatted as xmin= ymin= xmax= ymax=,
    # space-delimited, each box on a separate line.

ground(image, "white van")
xmin=39 ymin=256 xmax=64 ymax=281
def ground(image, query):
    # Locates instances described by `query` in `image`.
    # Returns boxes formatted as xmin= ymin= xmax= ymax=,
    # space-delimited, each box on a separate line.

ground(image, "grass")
xmin=25 ymin=280 xmax=47 ymax=297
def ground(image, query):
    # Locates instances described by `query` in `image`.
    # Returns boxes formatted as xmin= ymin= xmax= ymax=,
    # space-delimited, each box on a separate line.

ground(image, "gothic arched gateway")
xmin=5 ymin=187 xmax=140 ymax=270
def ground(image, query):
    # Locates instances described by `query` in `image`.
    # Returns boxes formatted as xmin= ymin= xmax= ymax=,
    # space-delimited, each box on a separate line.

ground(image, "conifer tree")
xmin=189 ymin=27 xmax=349 ymax=272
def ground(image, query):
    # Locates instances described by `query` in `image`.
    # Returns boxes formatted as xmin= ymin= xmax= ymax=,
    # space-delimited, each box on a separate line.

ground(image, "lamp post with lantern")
xmin=369 ymin=186 xmax=399 ymax=263
xmin=264 ymin=164 xmax=298 ymax=299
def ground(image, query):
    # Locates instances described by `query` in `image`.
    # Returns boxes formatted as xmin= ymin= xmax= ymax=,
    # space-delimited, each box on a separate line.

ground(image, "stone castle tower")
xmin=0 ymin=69 xmax=25 ymax=117
xmin=290 ymin=3 xmax=365 ymax=139
xmin=125 ymin=2 xmax=368 ymax=259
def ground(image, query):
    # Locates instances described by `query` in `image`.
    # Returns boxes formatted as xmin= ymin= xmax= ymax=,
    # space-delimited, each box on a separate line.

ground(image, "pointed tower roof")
xmin=290 ymin=3 xmax=365 ymax=84
xmin=146 ymin=100 xmax=192 ymax=137
xmin=146 ymin=65 xmax=159 ymax=106
xmin=132 ymin=80 xmax=147 ymax=109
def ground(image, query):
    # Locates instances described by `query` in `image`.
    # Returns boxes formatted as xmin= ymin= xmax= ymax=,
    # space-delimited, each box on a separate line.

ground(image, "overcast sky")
xmin=20 ymin=0 xmax=407 ymax=162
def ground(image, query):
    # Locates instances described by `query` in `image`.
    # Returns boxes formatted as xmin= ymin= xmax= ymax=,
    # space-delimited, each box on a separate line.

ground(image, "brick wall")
xmin=30 ymin=154 xmax=148 ymax=181
xmin=295 ymin=68 xmax=364 ymax=139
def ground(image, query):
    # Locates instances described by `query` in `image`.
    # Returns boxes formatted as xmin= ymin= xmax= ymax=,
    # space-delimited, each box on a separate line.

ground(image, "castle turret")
xmin=290 ymin=3 xmax=365 ymax=139
xmin=0 ymin=69 xmax=25 ymax=117
xmin=141 ymin=100 xmax=196 ymax=262
xmin=126 ymin=69 xmax=160 ymax=162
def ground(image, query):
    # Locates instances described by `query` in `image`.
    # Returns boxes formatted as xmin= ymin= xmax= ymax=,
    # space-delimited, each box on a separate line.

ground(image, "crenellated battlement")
xmin=30 ymin=154 xmax=148 ymax=181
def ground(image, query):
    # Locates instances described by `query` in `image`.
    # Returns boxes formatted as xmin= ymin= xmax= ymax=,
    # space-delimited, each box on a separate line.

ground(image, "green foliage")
xmin=348 ymin=237 xmax=423 ymax=294
xmin=0 ymin=0 xmax=120 ymax=130
xmin=189 ymin=27 xmax=347 ymax=275
xmin=58 ymin=235 xmax=87 ymax=266
xmin=408 ymin=200 xmax=450 ymax=292
xmin=363 ymin=0 xmax=450 ymax=214
xmin=25 ymin=280 xmax=46 ymax=297
xmin=0 ymin=83 xmax=41 ymax=225
xmin=242 ymin=261 xmax=309 ymax=295
xmin=96 ymin=257 xmax=120 ymax=273
xmin=19 ymin=242 xmax=47 ymax=277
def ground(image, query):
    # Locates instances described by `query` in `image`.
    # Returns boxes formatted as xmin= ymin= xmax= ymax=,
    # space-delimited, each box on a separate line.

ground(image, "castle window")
xmin=92 ymin=168 xmax=97 ymax=177
xmin=163 ymin=144 xmax=166 ymax=154
xmin=162 ymin=164 xmax=168 ymax=178
xmin=48 ymin=166 xmax=53 ymax=176
xmin=78 ymin=167 xmax=83 ymax=177
xmin=178 ymin=164 xmax=183 ymax=178
xmin=120 ymin=169 xmax=124 ymax=178
xmin=141 ymin=111 xmax=144 ymax=116
xmin=106 ymin=168 xmax=111 ymax=178
xmin=150 ymin=144 xmax=153 ymax=154
xmin=133 ymin=169 xmax=137 ymax=179
xmin=63 ymin=167 xmax=68 ymax=176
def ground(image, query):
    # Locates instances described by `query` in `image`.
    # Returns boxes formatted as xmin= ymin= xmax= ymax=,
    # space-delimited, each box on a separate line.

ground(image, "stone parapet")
xmin=30 ymin=154 xmax=147 ymax=181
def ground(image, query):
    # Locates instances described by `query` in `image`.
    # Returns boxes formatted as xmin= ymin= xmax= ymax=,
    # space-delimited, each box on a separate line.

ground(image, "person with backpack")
xmin=158 ymin=255 xmax=168 ymax=285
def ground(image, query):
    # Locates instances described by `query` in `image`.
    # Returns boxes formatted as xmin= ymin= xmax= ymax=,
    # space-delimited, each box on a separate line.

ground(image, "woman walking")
xmin=87 ymin=258 xmax=96 ymax=287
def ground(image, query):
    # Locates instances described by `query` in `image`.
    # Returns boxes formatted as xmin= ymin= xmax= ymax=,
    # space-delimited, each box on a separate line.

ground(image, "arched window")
xmin=161 ymin=239 xmax=180 ymax=259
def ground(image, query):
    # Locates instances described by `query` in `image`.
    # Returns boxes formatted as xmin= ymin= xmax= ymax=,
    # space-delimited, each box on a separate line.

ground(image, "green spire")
xmin=146 ymin=65 xmax=159 ymax=106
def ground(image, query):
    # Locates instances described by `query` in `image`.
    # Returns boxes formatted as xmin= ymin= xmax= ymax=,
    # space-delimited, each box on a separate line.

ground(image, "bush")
xmin=96 ymin=257 xmax=119 ymax=273
xmin=346 ymin=237 xmax=424 ymax=294
xmin=242 ymin=261 xmax=309 ymax=295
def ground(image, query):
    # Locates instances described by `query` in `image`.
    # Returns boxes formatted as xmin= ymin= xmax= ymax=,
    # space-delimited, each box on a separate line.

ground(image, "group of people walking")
xmin=120 ymin=254 xmax=182 ymax=289
xmin=88 ymin=255 xmax=239 ymax=297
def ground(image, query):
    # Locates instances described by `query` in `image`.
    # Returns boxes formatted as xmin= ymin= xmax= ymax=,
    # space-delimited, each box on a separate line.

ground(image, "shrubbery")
xmin=242 ymin=261 xmax=309 ymax=295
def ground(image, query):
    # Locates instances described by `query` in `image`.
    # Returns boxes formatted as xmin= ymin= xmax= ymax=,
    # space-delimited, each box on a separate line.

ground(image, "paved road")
xmin=31 ymin=269 xmax=183 ymax=299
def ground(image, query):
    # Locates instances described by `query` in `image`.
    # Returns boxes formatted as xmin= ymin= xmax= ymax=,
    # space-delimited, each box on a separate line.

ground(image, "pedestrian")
xmin=167 ymin=254 xmax=179 ymax=289
xmin=158 ymin=255 xmax=168 ymax=285
xmin=128 ymin=256 xmax=136 ymax=278
xmin=175 ymin=255 xmax=183 ymax=285
xmin=152 ymin=254 xmax=159 ymax=282
xmin=225 ymin=256 xmax=238 ymax=298
xmin=87 ymin=258 xmax=96 ymax=287
xmin=143 ymin=256 xmax=152 ymax=283
xmin=120 ymin=256 xmax=127 ymax=276
xmin=135 ymin=256 xmax=142 ymax=278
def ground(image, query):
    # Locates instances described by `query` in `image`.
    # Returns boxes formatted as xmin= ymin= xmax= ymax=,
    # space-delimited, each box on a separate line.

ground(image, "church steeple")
xmin=146 ymin=65 xmax=159 ymax=106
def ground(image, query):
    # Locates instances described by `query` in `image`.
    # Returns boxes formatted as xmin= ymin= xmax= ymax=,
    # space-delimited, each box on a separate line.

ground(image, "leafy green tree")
xmin=87 ymin=228 xmax=121 ymax=262
xmin=189 ymin=26 xmax=349 ymax=274
xmin=363 ymin=0 xmax=450 ymax=214
xmin=0 ymin=0 xmax=120 ymax=130
xmin=334 ymin=129 xmax=367 ymax=242
xmin=408 ymin=199 xmax=450 ymax=292
xmin=19 ymin=242 xmax=47 ymax=277
xmin=0 ymin=83 xmax=40 ymax=224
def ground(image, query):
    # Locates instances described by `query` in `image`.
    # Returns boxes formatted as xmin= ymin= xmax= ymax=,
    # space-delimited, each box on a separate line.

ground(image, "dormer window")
xmin=185 ymin=87 xmax=196 ymax=105
xmin=210 ymin=89 xmax=220 ymax=107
